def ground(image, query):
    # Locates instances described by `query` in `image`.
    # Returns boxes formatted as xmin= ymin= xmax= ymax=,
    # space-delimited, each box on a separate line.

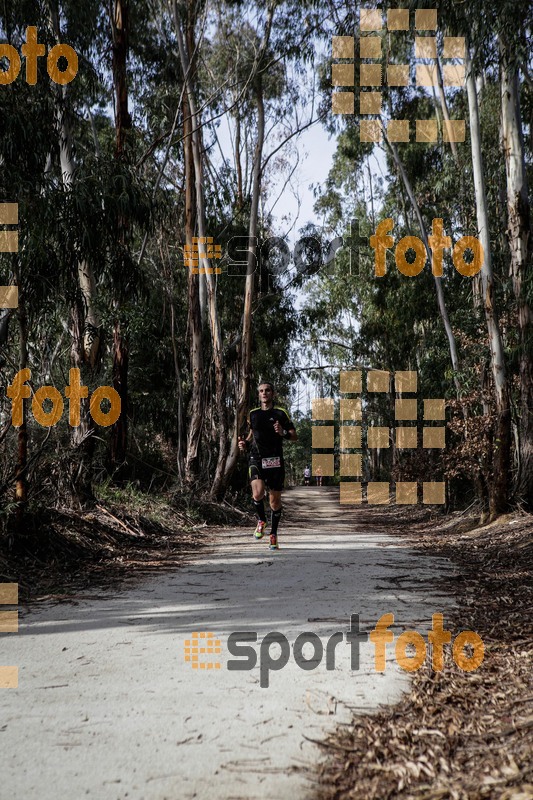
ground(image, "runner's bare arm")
xmin=285 ymin=427 xmax=297 ymax=442
xmin=273 ymin=420 xmax=297 ymax=441
xmin=238 ymin=422 xmax=254 ymax=450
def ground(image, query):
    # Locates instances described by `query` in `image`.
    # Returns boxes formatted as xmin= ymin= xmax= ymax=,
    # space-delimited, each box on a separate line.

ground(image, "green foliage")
xmin=1 ymin=0 xmax=531 ymax=519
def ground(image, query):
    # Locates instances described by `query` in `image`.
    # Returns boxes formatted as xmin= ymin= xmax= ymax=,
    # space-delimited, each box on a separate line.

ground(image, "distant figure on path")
xmin=239 ymin=381 xmax=297 ymax=550
xmin=315 ymin=465 xmax=323 ymax=487
xmin=304 ymin=465 xmax=311 ymax=486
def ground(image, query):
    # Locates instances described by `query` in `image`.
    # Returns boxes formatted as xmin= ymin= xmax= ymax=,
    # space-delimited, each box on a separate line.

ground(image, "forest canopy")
xmin=0 ymin=0 xmax=531 ymax=532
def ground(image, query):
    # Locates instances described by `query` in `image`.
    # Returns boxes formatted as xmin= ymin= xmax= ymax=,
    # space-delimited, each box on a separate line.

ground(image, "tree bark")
xmin=222 ymin=3 xmax=275 ymax=492
xmin=223 ymin=75 xmax=265 ymax=489
xmin=49 ymin=1 xmax=99 ymax=505
xmin=436 ymin=58 xmax=460 ymax=164
xmin=466 ymin=45 xmax=511 ymax=515
xmin=112 ymin=0 xmax=132 ymax=156
xmin=173 ymin=1 xmax=229 ymax=498
xmin=500 ymin=37 xmax=533 ymax=509
xmin=14 ymin=272 xmax=28 ymax=531
xmin=110 ymin=0 xmax=132 ymax=468
xmin=183 ymin=86 xmax=204 ymax=484
xmin=235 ymin=114 xmax=243 ymax=211
xmin=111 ymin=321 xmax=128 ymax=467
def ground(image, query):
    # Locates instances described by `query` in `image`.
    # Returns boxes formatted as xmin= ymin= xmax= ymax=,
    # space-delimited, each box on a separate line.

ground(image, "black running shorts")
xmin=248 ymin=454 xmax=285 ymax=491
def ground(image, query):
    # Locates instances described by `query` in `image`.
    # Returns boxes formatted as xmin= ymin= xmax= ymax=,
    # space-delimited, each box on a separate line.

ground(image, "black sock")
xmin=253 ymin=499 xmax=266 ymax=522
xmin=270 ymin=507 xmax=282 ymax=536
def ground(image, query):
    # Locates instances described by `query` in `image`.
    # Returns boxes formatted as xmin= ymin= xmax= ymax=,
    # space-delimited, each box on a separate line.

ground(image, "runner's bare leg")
xmin=251 ymin=479 xmax=266 ymax=502
xmin=269 ymin=490 xmax=282 ymax=512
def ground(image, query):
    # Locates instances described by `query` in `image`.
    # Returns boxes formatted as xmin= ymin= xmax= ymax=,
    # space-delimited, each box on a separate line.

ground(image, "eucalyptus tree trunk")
xmin=436 ymin=58 xmax=459 ymax=164
xmin=13 ymin=265 xmax=28 ymax=529
xmin=235 ymin=114 xmax=244 ymax=211
xmin=110 ymin=0 xmax=132 ymax=469
xmin=173 ymin=0 xmax=228 ymax=496
xmin=56 ymin=117 xmax=98 ymax=501
xmin=466 ymin=46 xmax=511 ymax=515
xmin=169 ymin=289 xmax=185 ymax=479
xmin=223 ymin=74 xmax=265 ymax=489
xmin=222 ymin=4 xmax=275 ymax=492
xmin=51 ymin=90 xmax=100 ymax=374
xmin=183 ymin=85 xmax=204 ymax=484
xmin=48 ymin=3 xmax=101 ymax=372
xmin=48 ymin=1 xmax=99 ymax=505
xmin=500 ymin=37 xmax=533 ymax=509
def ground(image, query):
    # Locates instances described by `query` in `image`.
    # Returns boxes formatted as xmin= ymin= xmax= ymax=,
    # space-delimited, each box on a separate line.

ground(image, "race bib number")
xmin=262 ymin=457 xmax=281 ymax=469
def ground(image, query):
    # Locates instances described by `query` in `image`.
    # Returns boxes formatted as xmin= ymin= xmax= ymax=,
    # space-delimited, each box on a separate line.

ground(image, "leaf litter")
xmin=0 ymin=497 xmax=245 ymax=602
xmin=311 ymin=506 xmax=532 ymax=800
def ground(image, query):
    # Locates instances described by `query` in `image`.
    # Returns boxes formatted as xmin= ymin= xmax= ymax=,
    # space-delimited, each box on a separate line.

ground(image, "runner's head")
xmin=258 ymin=381 xmax=275 ymax=408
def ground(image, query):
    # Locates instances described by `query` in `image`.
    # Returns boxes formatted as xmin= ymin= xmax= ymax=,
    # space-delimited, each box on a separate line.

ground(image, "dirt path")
xmin=1 ymin=487 xmax=456 ymax=799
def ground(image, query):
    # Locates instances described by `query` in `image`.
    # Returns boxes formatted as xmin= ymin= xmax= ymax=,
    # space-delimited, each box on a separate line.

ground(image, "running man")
xmin=238 ymin=381 xmax=297 ymax=550
xmin=303 ymin=465 xmax=311 ymax=486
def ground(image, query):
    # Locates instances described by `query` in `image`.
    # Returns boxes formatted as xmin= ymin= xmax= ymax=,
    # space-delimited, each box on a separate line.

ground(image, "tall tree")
xmin=499 ymin=34 xmax=533 ymax=508
xmin=177 ymin=0 xmax=205 ymax=485
xmin=110 ymin=0 xmax=132 ymax=468
xmin=172 ymin=0 xmax=229 ymax=495
xmin=223 ymin=2 xmax=276 ymax=493
xmin=466 ymin=44 xmax=511 ymax=515
xmin=48 ymin=0 xmax=101 ymax=505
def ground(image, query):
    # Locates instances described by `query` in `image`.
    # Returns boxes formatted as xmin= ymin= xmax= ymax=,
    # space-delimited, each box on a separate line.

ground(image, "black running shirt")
xmin=248 ymin=406 xmax=294 ymax=458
